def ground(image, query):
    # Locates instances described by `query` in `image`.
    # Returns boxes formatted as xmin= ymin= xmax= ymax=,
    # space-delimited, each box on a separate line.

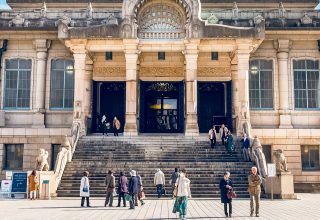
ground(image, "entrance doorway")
xmin=140 ymin=81 xmax=184 ymax=133
xmin=197 ymin=82 xmax=232 ymax=133
xmin=91 ymin=81 xmax=125 ymax=133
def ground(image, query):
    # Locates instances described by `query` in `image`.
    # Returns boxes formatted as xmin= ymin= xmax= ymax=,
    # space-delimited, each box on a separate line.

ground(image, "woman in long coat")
xmin=219 ymin=172 xmax=233 ymax=218
xmin=28 ymin=170 xmax=38 ymax=200
xmin=226 ymin=131 xmax=234 ymax=155
xmin=80 ymin=171 xmax=91 ymax=207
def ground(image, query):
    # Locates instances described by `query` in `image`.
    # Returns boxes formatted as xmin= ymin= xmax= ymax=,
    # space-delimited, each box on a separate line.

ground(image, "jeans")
xmin=129 ymin=193 xmax=138 ymax=209
xmin=210 ymin=138 xmax=216 ymax=148
xmin=118 ymin=192 xmax=126 ymax=206
xmin=224 ymin=202 xmax=232 ymax=216
xmin=81 ymin=197 xmax=90 ymax=207
xmin=243 ymin=148 xmax=251 ymax=161
xmin=156 ymin=184 xmax=163 ymax=198
xmin=105 ymin=191 xmax=113 ymax=207
xmin=250 ymin=193 xmax=260 ymax=215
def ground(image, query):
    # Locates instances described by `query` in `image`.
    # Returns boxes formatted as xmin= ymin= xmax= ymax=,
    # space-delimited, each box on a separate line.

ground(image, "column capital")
xmin=274 ymin=39 xmax=292 ymax=53
xmin=33 ymin=39 xmax=51 ymax=52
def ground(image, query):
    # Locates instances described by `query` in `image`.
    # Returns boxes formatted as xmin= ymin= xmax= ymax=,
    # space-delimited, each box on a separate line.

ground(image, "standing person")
xmin=28 ymin=170 xmax=38 ymax=200
xmin=117 ymin=171 xmax=127 ymax=207
xmin=242 ymin=134 xmax=251 ymax=162
xmin=172 ymin=168 xmax=191 ymax=220
xmin=248 ymin=167 xmax=262 ymax=217
xmin=208 ymin=126 xmax=217 ymax=148
xmin=104 ymin=170 xmax=115 ymax=207
xmin=113 ymin=116 xmax=121 ymax=136
xmin=101 ymin=115 xmax=110 ymax=136
xmin=219 ymin=124 xmax=228 ymax=145
xmin=80 ymin=171 xmax=91 ymax=207
xmin=136 ymin=172 xmax=145 ymax=205
xmin=170 ymin=168 xmax=180 ymax=199
xmin=128 ymin=170 xmax=139 ymax=209
xmin=154 ymin=168 xmax=165 ymax=198
xmin=219 ymin=172 xmax=233 ymax=218
xmin=226 ymin=131 xmax=234 ymax=155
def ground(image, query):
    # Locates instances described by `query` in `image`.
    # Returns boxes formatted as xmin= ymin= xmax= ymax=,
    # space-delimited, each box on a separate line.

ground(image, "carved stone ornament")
xmin=94 ymin=66 xmax=126 ymax=77
xmin=301 ymin=13 xmax=312 ymax=25
xmin=273 ymin=149 xmax=289 ymax=172
xmin=59 ymin=15 xmax=72 ymax=26
xmin=197 ymin=67 xmax=231 ymax=77
xmin=207 ymin=14 xmax=219 ymax=24
xmin=11 ymin=14 xmax=25 ymax=26
xmin=254 ymin=15 xmax=265 ymax=25
xmin=140 ymin=66 xmax=184 ymax=77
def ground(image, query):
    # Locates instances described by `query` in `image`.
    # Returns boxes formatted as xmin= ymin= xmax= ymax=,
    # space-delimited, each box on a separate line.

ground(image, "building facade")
xmin=0 ymin=0 xmax=319 ymax=192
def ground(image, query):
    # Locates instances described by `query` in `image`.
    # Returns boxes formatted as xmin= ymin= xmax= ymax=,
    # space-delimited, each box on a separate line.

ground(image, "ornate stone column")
xmin=184 ymin=40 xmax=199 ymax=136
xmin=231 ymin=63 xmax=240 ymax=134
xmin=274 ymin=40 xmax=293 ymax=128
xmin=32 ymin=39 xmax=51 ymax=128
xmin=124 ymin=39 xmax=139 ymax=136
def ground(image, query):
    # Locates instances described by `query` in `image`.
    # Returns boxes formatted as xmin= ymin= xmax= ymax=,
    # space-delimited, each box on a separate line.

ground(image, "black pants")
xmin=81 ymin=197 xmax=90 ymax=207
xmin=210 ymin=138 xmax=216 ymax=148
xmin=156 ymin=184 xmax=163 ymax=198
xmin=118 ymin=192 xmax=126 ymax=207
xmin=224 ymin=202 xmax=232 ymax=216
xmin=114 ymin=128 xmax=119 ymax=136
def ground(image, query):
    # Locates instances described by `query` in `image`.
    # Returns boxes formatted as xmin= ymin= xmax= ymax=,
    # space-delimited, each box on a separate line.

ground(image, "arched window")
xmin=4 ymin=59 xmax=32 ymax=109
xmin=50 ymin=59 xmax=74 ymax=109
xmin=249 ymin=60 xmax=274 ymax=109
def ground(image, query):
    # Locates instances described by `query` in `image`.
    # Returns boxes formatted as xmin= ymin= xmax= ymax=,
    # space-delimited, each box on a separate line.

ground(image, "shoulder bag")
xmin=83 ymin=178 xmax=89 ymax=193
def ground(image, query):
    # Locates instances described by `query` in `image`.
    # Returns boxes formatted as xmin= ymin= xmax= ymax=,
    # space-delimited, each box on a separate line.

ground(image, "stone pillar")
xmin=84 ymin=59 xmax=93 ymax=133
xmin=184 ymin=41 xmax=199 ymax=136
xmin=231 ymin=63 xmax=240 ymax=134
xmin=124 ymin=39 xmax=139 ymax=136
xmin=275 ymin=40 xmax=293 ymax=128
xmin=235 ymin=40 xmax=252 ymax=136
xmin=32 ymin=39 xmax=51 ymax=128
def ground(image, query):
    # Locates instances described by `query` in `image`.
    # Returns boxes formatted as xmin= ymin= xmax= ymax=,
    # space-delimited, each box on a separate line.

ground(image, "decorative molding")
xmin=93 ymin=66 xmax=126 ymax=77
xmin=140 ymin=66 xmax=184 ymax=77
xmin=197 ymin=67 xmax=231 ymax=77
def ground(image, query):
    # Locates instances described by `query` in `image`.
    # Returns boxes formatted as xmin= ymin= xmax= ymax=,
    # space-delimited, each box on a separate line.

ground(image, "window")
xmin=158 ymin=52 xmax=165 ymax=60
xmin=301 ymin=145 xmax=320 ymax=170
xmin=51 ymin=144 xmax=61 ymax=171
xmin=211 ymin=52 xmax=219 ymax=60
xmin=249 ymin=60 xmax=274 ymax=109
xmin=105 ymin=52 xmax=113 ymax=60
xmin=293 ymin=60 xmax=320 ymax=109
xmin=50 ymin=59 xmax=74 ymax=109
xmin=4 ymin=59 xmax=32 ymax=109
xmin=4 ymin=144 xmax=24 ymax=170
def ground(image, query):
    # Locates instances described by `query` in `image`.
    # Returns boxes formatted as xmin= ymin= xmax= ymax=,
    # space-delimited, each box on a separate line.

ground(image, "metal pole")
xmin=271 ymin=177 xmax=274 ymax=200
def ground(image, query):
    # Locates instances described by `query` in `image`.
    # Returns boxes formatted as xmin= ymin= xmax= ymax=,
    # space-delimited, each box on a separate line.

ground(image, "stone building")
xmin=0 ymin=0 xmax=319 ymax=192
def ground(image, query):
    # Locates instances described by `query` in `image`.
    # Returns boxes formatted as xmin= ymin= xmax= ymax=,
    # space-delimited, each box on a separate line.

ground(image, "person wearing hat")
xmin=128 ymin=170 xmax=139 ymax=209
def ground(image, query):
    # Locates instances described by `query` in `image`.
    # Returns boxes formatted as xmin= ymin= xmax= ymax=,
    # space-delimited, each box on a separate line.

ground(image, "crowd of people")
xmin=76 ymin=166 xmax=261 ymax=219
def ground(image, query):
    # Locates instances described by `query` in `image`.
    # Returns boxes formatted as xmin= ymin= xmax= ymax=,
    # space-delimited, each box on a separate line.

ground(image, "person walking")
xmin=101 ymin=115 xmax=110 ymax=136
xmin=242 ymin=133 xmax=251 ymax=162
xmin=113 ymin=117 xmax=121 ymax=136
xmin=226 ymin=131 xmax=234 ymax=155
xmin=219 ymin=124 xmax=228 ymax=145
xmin=172 ymin=168 xmax=191 ymax=220
xmin=28 ymin=170 xmax=38 ymax=200
xmin=104 ymin=170 xmax=115 ymax=207
xmin=219 ymin=172 xmax=233 ymax=218
xmin=154 ymin=168 xmax=166 ymax=198
xmin=170 ymin=168 xmax=180 ymax=199
xmin=117 ymin=171 xmax=127 ymax=207
xmin=248 ymin=167 xmax=262 ymax=217
xmin=136 ymin=172 xmax=145 ymax=205
xmin=208 ymin=126 xmax=217 ymax=148
xmin=128 ymin=170 xmax=139 ymax=209
xmin=80 ymin=171 xmax=91 ymax=207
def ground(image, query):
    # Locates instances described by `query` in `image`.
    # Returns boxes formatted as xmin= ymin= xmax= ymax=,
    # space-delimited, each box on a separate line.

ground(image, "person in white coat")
xmin=173 ymin=168 xmax=191 ymax=220
xmin=154 ymin=169 xmax=165 ymax=198
xmin=80 ymin=171 xmax=91 ymax=207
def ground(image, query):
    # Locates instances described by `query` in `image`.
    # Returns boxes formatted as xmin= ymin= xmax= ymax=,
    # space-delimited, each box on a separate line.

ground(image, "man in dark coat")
xmin=104 ymin=170 xmax=115 ymax=207
xmin=170 ymin=168 xmax=180 ymax=198
xmin=117 ymin=171 xmax=127 ymax=207
xmin=128 ymin=170 xmax=139 ymax=209
xmin=242 ymin=134 xmax=251 ymax=161
xmin=219 ymin=171 xmax=233 ymax=218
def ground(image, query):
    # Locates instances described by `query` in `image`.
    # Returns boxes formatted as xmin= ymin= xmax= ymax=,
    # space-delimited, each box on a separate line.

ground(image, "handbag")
xmin=83 ymin=178 xmax=89 ymax=193
xmin=227 ymin=190 xmax=237 ymax=199
xmin=125 ymin=194 xmax=132 ymax=202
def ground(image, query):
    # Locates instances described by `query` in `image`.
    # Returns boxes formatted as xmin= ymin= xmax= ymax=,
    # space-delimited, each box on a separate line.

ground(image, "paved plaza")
xmin=0 ymin=194 xmax=319 ymax=220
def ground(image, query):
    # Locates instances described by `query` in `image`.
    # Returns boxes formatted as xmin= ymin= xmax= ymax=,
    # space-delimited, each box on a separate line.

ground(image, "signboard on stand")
xmin=267 ymin=163 xmax=276 ymax=200
xmin=1 ymin=180 xmax=12 ymax=192
xmin=11 ymin=172 xmax=28 ymax=195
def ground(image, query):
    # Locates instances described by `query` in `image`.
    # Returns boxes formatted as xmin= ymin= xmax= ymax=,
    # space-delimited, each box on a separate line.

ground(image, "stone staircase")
xmin=57 ymin=135 xmax=253 ymax=198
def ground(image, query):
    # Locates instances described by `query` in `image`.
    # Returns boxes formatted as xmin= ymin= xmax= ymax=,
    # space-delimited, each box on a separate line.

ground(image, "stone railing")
xmin=53 ymin=121 xmax=82 ymax=194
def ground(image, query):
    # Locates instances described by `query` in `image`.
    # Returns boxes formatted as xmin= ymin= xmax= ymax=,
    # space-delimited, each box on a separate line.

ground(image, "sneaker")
xmin=129 ymin=207 xmax=135 ymax=210
xmin=250 ymin=213 xmax=253 ymax=217
xmin=256 ymin=214 xmax=259 ymax=217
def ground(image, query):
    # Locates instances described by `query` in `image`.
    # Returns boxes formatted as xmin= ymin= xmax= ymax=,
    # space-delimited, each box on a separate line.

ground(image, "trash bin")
xmin=40 ymin=180 xmax=51 ymax=200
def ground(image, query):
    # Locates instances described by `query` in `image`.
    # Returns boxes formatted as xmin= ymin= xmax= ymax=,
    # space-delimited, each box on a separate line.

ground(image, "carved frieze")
xmin=140 ymin=66 xmax=184 ymax=77
xmin=197 ymin=67 xmax=231 ymax=77
xmin=93 ymin=66 xmax=126 ymax=77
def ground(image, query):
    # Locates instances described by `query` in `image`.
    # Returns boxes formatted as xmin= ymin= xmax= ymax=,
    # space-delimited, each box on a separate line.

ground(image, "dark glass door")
xmin=198 ymin=82 xmax=232 ymax=133
xmin=140 ymin=81 xmax=184 ymax=133
xmin=92 ymin=81 xmax=125 ymax=133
